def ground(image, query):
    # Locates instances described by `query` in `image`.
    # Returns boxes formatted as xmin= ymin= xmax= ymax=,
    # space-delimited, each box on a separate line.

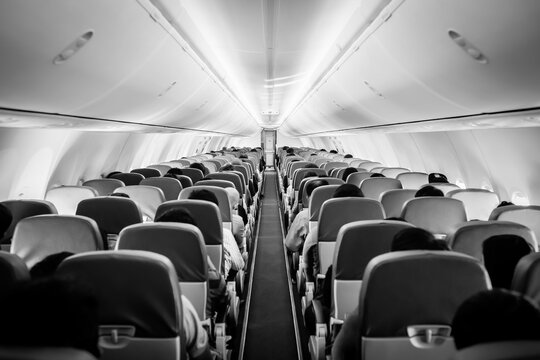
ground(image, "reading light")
xmin=53 ymin=30 xmax=94 ymax=65
xmin=448 ymin=30 xmax=488 ymax=64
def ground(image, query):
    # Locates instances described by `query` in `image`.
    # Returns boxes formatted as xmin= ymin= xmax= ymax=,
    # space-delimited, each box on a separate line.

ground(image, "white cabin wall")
xmin=309 ymin=127 xmax=540 ymax=205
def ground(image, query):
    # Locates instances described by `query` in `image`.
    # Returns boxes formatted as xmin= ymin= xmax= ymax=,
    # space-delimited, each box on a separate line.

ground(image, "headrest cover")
xmin=76 ymin=197 xmax=143 ymax=235
xmin=359 ymin=178 xmax=403 ymax=200
xmin=309 ymin=185 xmax=341 ymax=221
xmin=140 ymin=177 xmax=182 ymax=201
xmin=179 ymin=186 xmax=231 ymax=223
xmin=82 ymin=179 xmax=125 ymax=196
xmin=318 ymin=198 xmax=385 ymax=242
xmin=396 ymin=172 xmax=428 ymax=189
xmin=114 ymin=185 xmax=165 ymax=220
xmin=57 ymin=250 xmax=182 ymax=338
xmin=334 ymin=220 xmax=413 ymax=280
xmin=401 ymin=197 xmax=467 ymax=234
xmin=12 ymin=215 xmax=103 ymax=268
xmin=380 ymin=189 xmax=417 ymax=218
xmin=359 ymin=251 xmax=490 ymax=337
xmin=155 ymin=200 xmax=223 ymax=245
xmin=118 ymin=223 xmax=207 ymax=282
xmin=109 ymin=173 xmax=144 ymax=186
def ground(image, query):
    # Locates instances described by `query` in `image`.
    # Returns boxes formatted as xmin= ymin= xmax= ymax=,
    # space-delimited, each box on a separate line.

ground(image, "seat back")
xmin=288 ymin=162 xmax=313 ymax=179
xmin=332 ymin=220 xmax=413 ymax=320
xmin=512 ymin=253 xmax=540 ymax=304
xmin=148 ymin=164 xmax=172 ymax=175
xmin=308 ymin=185 xmax=341 ymax=222
xmin=322 ymin=162 xmax=348 ymax=172
xmin=196 ymin=180 xmax=235 ymax=189
xmin=346 ymin=172 xmax=374 ymax=186
xmin=45 ymin=186 xmax=98 ymax=215
xmin=175 ymin=159 xmax=192 ymax=167
xmin=117 ymin=223 xmax=208 ymax=320
xmin=0 ymin=252 xmax=30 ymax=291
xmin=114 ymin=186 xmax=166 ymax=221
xmin=130 ymin=168 xmax=161 ymax=178
xmin=396 ymin=172 xmax=428 ymax=189
xmin=360 ymin=178 xmax=403 ymax=200
xmin=0 ymin=200 xmax=57 ymax=244
xmin=232 ymin=165 xmax=249 ymax=185
xmin=140 ymin=177 xmax=183 ymax=201
xmin=156 ymin=200 xmax=224 ymax=273
xmin=206 ymin=172 xmax=243 ymax=195
xmin=401 ymin=197 xmax=467 ymax=237
xmin=0 ymin=347 xmax=98 ymax=360
xmin=180 ymin=186 xmax=232 ymax=226
xmin=380 ymin=189 xmax=417 ymax=218
xmin=449 ymin=221 xmax=538 ymax=262
xmin=175 ymin=175 xmax=193 ymax=189
xmin=317 ymin=198 xmax=385 ymax=275
xmin=181 ymin=168 xmax=204 ymax=184
xmin=12 ymin=215 xmax=103 ymax=268
xmin=109 ymin=172 xmax=144 ymax=186
xmin=381 ymin=167 xmax=410 ymax=178
xmin=490 ymin=205 xmax=540 ymax=243
xmin=455 ymin=341 xmax=540 ymax=360
xmin=357 ymin=161 xmax=382 ymax=171
xmin=300 ymin=178 xmax=344 ymax=209
xmin=447 ymin=189 xmax=500 ymax=220
xmin=360 ymin=251 xmax=490 ymax=360
xmin=57 ymin=250 xmax=185 ymax=360
xmin=425 ymin=183 xmax=461 ymax=195
xmin=83 ymin=179 xmax=125 ymax=196
xmin=76 ymin=197 xmax=143 ymax=237
xmin=292 ymin=168 xmax=327 ymax=191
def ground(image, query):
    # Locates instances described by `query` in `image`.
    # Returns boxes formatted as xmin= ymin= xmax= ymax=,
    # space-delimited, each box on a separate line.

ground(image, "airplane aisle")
xmin=239 ymin=171 xmax=303 ymax=360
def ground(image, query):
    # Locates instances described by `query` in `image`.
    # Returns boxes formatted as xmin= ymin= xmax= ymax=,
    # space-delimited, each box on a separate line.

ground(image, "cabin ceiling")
xmin=1 ymin=1 xmax=540 ymax=136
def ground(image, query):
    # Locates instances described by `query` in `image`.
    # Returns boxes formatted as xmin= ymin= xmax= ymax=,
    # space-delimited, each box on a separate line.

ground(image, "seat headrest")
xmin=180 ymin=186 xmax=231 ymax=223
xmin=512 ymin=253 xmax=540 ymax=304
xmin=345 ymin=172 xmax=374 ymax=186
xmin=334 ymin=220 xmax=414 ymax=280
xmin=156 ymin=199 xmax=223 ymax=245
xmin=140 ymin=177 xmax=182 ymax=201
xmin=181 ymin=168 xmax=204 ymax=184
xmin=12 ymin=215 xmax=103 ymax=268
xmin=130 ymin=168 xmax=161 ymax=178
xmin=489 ymin=205 xmax=540 ymax=241
xmin=0 ymin=252 xmax=30 ymax=289
xmin=396 ymin=172 xmax=428 ymax=189
xmin=45 ymin=186 xmax=98 ymax=215
xmin=318 ymin=198 xmax=385 ymax=242
xmin=76 ymin=197 xmax=143 ymax=235
xmin=447 ymin=189 xmax=500 ymax=221
xmin=147 ymin=164 xmax=172 ymax=175
xmin=381 ymin=168 xmax=410 ymax=178
xmin=359 ymin=251 xmax=490 ymax=337
xmin=401 ymin=197 xmax=467 ymax=235
xmin=449 ymin=220 xmax=537 ymax=261
xmin=206 ymin=172 xmax=243 ymax=194
xmin=114 ymin=185 xmax=166 ymax=221
xmin=57 ymin=250 xmax=182 ymax=338
xmin=196 ymin=179 xmax=235 ymax=190
xmin=294 ymin=168 xmax=326 ymax=190
xmin=1 ymin=200 xmax=58 ymax=243
xmin=309 ymin=185 xmax=341 ymax=221
xmin=379 ymin=189 xmax=417 ymax=218
xmin=118 ymin=223 xmax=207 ymax=282
xmin=359 ymin=178 xmax=403 ymax=200
xmin=109 ymin=172 xmax=144 ymax=186
xmin=82 ymin=179 xmax=125 ymax=196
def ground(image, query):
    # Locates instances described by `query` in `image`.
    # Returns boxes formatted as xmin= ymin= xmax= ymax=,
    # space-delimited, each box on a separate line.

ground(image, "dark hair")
xmin=342 ymin=167 xmax=358 ymax=181
xmin=428 ymin=172 xmax=449 ymax=184
xmin=286 ymin=148 xmax=295 ymax=154
xmin=188 ymin=189 xmax=219 ymax=206
xmin=189 ymin=162 xmax=209 ymax=176
xmin=482 ymin=234 xmax=533 ymax=289
xmin=0 ymin=203 xmax=12 ymax=237
xmin=282 ymin=146 xmax=290 ymax=150
xmin=344 ymin=154 xmax=353 ymax=158
xmin=329 ymin=150 xmax=338 ymax=154
xmin=304 ymin=163 xmax=319 ymax=169
xmin=306 ymin=179 xmax=329 ymax=198
xmin=391 ymin=227 xmax=449 ymax=251
xmin=415 ymin=185 xmax=444 ymax=198
xmin=370 ymin=173 xmax=385 ymax=178
xmin=332 ymin=184 xmax=363 ymax=198
xmin=497 ymin=201 xmax=515 ymax=208
xmin=108 ymin=192 xmax=130 ymax=198
xmin=385 ymin=217 xmax=406 ymax=222
xmin=452 ymin=289 xmax=540 ymax=350
xmin=155 ymin=208 xmax=197 ymax=226
xmin=320 ymin=149 xmax=326 ymax=152
xmin=167 ymin=167 xmax=184 ymax=176
xmin=30 ymin=252 xmax=74 ymax=279
xmin=0 ymin=278 xmax=100 ymax=357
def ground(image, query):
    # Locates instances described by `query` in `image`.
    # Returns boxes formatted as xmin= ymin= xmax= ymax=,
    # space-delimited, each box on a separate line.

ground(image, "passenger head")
xmin=220 ymin=164 xmax=234 ymax=171
xmin=341 ymin=167 xmax=358 ymax=181
xmin=329 ymin=150 xmax=338 ymax=154
xmin=167 ymin=167 xmax=183 ymax=176
xmin=370 ymin=173 xmax=385 ymax=178
xmin=30 ymin=252 xmax=74 ymax=279
xmin=428 ymin=172 xmax=449 ymax=184
xmin=0 ymin=203 xmax=12 ymax=238
xmin=108 ymin=192 xmax=130 ymax=198
xmin=304 ymin=163 xmax=319 ymax=169
xmin=155 ymin=207 xmax=197 ymax=226
xmin=391 ymin=227 xmax=449 ymax=251
xmin=189 ymin=162 xmax=209 ymax=176
xmin=344 ymin=154 xmax=353 ymax=159
xmin=286 ymin=148 xmax=295 ymax=154
xmin=482 ymin=234 xmax=533 ymax=289
xmin=225 ymin=187 xmax=240 ymax=211
xmin=188 ymin=189 xmax=219 ymax=207
xmin=415 ymin=185 xmax=444 ymax=197
xmin=332 ymin=184 xmax=363 ymax=198
xmin=0 ymin=278 xmax=100 ymax=357
xmin=452 ymin=289 xmax=540 ymax=350
xmin=306 ymin=179 xmax=329 ymax=198
xmin=497 ymin=201 xmax=515 ymax=208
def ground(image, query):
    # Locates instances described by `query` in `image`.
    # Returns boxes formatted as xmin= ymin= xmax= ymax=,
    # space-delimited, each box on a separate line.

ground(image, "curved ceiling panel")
xmin=0 ymin=0 xmax=259 ymax=135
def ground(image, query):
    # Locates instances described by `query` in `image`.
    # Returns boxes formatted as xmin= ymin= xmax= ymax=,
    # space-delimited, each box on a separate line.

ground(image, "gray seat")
xmin=381 ymin=167 xmax=410 ymax=178
xmin=512 ymin=253 xmax=540 ymax=305
xmin=140 ymin=177 xmax=183 ymax=201
xmin=45 ymin=186 xmax=98 ymax=215
xmin=109 ymin=172 xmax=144 ymax=186
xmin=380 ymin=189 xmax=417 ymax=218
xmin=181 ymin=168 xmax=204 ymax=184
xmin=131 ymin=168 xmax=161 ymax=178
xmin=346 ymin=172 xmax=374 ymax=186
xmin=360 ymin=177 xmax=403 ymax=200
xmin=114 ymin=185 xmax=166 ymax=221
xmin=396 ymin=172 xmax=428 ymax=189
xmin=180 ymin=186 xmax=232 ymax=229
xmin=447 ymin=189 xmax=500 ymax=220
xmin=83 ymin=179 xmax=125 ymax=196
xmin=489 ymin=205 xmax=540 ymax=244
xmin=0 ymin=199 xmax=57 ymax=244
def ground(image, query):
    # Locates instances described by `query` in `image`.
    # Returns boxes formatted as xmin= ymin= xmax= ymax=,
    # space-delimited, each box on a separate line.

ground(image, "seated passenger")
xmin=189 ymin=163 xmax=209 ymax=176
xmin=370 ymin=173 xmax=385 ymax=178
xmin=30 ymin=252 xmax=74 ymax=278
xmin=341 ymin=167 xmax=358 ymax=181
xmin=188 ymin=189 xmax=244 ymax=278
xmin=302 ymin=184 xmax=363 ymax=282
xmin=452 ymin=289 xmax=540 ymax=350
xmin=285 ymin=179 xmax=329 ymax=252
xmin=497 ymin=200 xmax=514 ymax=208
xmin=391 ymin=227 xmax=450 ymax=251
xmin=0 ymin=277 xmax=100 ymax=357
xmin=167 ymin=167 xmax=184 ymax=176
xmin=155 ymin=208 xmax=230 ymax=319
xmin=415 ymin=184 xmax=444 ymax=197
xmin=482 ymin=234 xmax=533 ymax=289
xmin=428 ymin=172 xmax=449 ymax=183
xmin=225 ymin=187 xmax=246 ymax=253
